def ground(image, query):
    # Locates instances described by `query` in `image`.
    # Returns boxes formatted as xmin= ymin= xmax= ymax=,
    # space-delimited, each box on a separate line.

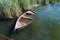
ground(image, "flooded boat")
xmin=13 ymin=10 xmax=36 ymax=31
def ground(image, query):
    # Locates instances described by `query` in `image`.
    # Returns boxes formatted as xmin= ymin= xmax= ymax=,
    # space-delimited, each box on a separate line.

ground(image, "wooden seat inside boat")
xmin=21 ymin=16 xmax=32 ymax=20
xmin=20 ymin=21 xmax=27 ymax=26
xmin=22 ymin=17 xmax=32 ymax=20
xmin=19 ymin=16 xmax=32 ymax=24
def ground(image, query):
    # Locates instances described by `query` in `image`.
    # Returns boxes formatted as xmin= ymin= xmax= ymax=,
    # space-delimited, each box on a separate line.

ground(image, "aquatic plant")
xmin=20 ymin=0 xmax=32 ymax=10
xmin=0 ymin=0 xmax=22 ymax=18
xmin=45 ymin=0 xmax=49 ymax=4
xmin=30 ymin=0 xmax=37 ymax=5
xmin=0 ymin=0 xmax=60 ymax=19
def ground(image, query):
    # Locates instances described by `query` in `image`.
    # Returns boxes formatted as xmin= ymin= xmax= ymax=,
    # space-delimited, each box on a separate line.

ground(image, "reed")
xmin=30 ymin=0 xmax=37 ymax=5
xmin=45 ymin=0 xmax=49 ymax=4
xmin=0 ymin=0 xmax=22 ymax=18
xmin=55 ymin=0 xmax=60 ymax=3
xmin=0 ymin=0 xmax=60 ymax=19
xmin=20 ymin=0 xmax=32 ymax=10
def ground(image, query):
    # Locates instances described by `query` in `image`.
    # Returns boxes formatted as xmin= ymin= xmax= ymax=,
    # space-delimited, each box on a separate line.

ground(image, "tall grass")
xmin=30 ymin=0 xmax=37 ymax=5
xmin=45 ymin=0 xmax=49 ymax=4
xmin=0 ymin=0 xmax=22 ymax=18
xmin=20 ymin=0 xmax=32 ymax=10
xmin=50 ymin=0 xmax=60 ymax=3
xmin=0 ymin=0 xmax=32 ymax=18
xmin=0 ymin=0 xmax=60 ymax=19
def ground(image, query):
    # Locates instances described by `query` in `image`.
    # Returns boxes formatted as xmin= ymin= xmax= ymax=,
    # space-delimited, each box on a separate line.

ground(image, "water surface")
xmin=0 ymin=4 xmax=60 ymax=40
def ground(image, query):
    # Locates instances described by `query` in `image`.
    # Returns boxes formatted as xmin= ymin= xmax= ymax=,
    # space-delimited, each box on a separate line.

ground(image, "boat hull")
xmin=13 ymin=10 xmax=35 ymax=31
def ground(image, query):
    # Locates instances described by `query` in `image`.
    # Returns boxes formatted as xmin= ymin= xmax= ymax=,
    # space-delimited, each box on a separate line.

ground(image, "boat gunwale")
xmin=13 ymin=10 xmax=36 ymax=31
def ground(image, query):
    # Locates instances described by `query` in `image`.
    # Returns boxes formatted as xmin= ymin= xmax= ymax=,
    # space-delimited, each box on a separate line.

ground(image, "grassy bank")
xmin=0 ymin=0 xmax=60 ymax=19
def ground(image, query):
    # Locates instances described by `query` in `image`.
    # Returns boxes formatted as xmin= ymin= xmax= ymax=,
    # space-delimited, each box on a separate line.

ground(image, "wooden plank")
xmin=0 ymin=34 xmax=13 ymax=40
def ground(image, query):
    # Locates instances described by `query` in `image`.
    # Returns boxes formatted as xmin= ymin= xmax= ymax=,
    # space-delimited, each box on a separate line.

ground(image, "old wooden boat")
xmin=13 ymin=10 xmax=36 ymax=31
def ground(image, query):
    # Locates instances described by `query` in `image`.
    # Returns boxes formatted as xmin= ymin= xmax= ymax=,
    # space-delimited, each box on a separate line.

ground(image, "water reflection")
xmin=0 ymin=4 xmax=60 ymax=40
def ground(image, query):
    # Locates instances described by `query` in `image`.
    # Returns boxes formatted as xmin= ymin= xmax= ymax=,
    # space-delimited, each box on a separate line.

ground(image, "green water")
xmin=0 ymin=4 xmax=60 ymax=40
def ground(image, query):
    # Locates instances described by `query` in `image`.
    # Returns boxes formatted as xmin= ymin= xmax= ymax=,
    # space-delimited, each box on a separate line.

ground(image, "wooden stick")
xmin=0 ymin=34 xmax=13 ymax=40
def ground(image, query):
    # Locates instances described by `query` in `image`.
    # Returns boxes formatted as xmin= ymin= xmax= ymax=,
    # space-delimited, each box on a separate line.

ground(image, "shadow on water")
xmin=7 ymin=22 xmax=16 ymax=36
xmin=6 ymin=19 xmax=18 ymax=36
